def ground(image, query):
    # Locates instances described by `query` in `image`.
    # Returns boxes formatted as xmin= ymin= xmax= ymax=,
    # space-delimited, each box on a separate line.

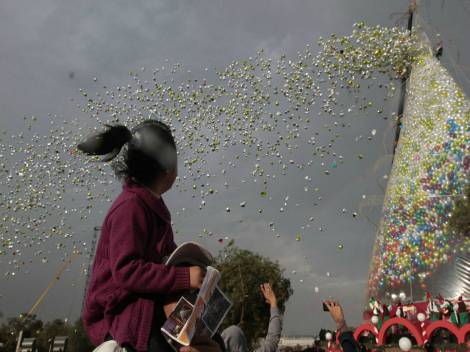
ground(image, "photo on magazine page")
xmin=182 ymin=289 xmax=199 ymax=305
xmin=176 ymin=295 xmax=206 ymax=345
xmin=162 ymin=297 xmax=194 ymax=338
xmin=194 ymin=315 xmax=212 ymax=337
xmin=201 ymin=268 xmax=220 ymax=301
xmin=202 ymin=286 xmax=233 ymax=332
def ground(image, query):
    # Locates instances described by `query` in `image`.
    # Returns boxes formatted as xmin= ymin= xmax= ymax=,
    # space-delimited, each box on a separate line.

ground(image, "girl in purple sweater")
xmin=78 ymin=121 xmax=206 ymax=352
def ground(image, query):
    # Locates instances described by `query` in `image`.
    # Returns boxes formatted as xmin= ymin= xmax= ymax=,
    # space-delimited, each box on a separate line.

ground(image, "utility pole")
xmin=393 ymin=5 xmax=414 ymax=155
xmin=15 ymin=331 xmax=24 ymax=352
xmin=80 ymin=226 xmax=101 ymax=316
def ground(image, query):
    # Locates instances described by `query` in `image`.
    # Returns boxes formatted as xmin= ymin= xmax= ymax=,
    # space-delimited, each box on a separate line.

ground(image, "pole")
xmin=81 ymin=226 xmax=101 ymax=316
xmin=393 ymin=8 xmax=414 ymax=155
xmin=373 ymin=322 xmax=379 ymax=343
xmin=15 ymin=331 xmax=24 ymax=352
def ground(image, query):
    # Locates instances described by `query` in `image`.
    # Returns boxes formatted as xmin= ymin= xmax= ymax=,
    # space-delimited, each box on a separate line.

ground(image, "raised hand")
xmin=323 ymin=296 xmax=348 ymax=333
xmin=261 ymin=283 xmax=278 ymax=308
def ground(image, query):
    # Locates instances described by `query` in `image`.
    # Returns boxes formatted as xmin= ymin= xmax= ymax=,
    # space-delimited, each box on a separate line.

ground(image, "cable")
xmin=63 ymin=260 xmax=86 ymax=335
xmin=3 ymin=252 xmax=77 ymax=348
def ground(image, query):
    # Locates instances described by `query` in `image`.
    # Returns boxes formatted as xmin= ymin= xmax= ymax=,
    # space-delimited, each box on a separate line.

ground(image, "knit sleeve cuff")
xmin=172 ymin=267 xmax=191 ymax=292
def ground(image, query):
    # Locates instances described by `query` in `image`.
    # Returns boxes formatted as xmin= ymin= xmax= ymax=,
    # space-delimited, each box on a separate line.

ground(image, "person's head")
xmin=438 ymin=293 xmax=445 ymax=304
xmin=78 ymin=120 xmax=177 ymax=189
xmin=424 ymin=342 xmax=433 ymax=352
xmin=220 ymin=326 xmax=249 ymax=352
xmin=442 ymin=304 xmax=453 ymax=316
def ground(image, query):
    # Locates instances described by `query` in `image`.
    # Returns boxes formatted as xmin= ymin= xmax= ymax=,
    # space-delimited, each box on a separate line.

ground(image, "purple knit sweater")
xmin=83 ymin=179 xmax=190 ymax=351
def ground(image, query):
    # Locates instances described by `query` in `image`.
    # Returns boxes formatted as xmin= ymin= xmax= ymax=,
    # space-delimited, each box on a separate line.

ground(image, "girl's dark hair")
xmin=78 ymin=120 xmax=177 ymax=185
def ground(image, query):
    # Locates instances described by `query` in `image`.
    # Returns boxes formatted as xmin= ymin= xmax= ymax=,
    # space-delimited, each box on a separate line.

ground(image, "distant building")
xmin=279 ymin=337 xmax=316 ymax=350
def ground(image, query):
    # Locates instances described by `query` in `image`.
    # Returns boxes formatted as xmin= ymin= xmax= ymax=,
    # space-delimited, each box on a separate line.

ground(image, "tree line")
xmin=0 ymin=314 xmax=94 ymax=352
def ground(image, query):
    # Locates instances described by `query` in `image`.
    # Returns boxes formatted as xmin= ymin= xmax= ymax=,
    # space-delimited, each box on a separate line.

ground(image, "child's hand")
xmin=189 ymin=266 xmax=206 ymax=289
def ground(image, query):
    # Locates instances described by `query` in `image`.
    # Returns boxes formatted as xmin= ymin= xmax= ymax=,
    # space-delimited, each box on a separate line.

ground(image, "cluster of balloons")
xmin=367 ymin=48 xmax=470 ymax=299
xmin=2 ymin=22 xmax=453 ymax=295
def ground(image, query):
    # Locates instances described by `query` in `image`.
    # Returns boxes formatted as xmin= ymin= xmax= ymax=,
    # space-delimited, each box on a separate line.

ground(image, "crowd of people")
xmin=78 ymin=121 xmax=362 ymax=352
xmin=368 ymin=291 xmax=470 ymax=334
xmin=426 ymin=292 xmax=469 ymax=327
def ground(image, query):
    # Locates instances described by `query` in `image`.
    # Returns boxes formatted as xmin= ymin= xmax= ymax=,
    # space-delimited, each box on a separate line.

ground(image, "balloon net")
xmin=365 ymin=33 xmax=470 ymax=308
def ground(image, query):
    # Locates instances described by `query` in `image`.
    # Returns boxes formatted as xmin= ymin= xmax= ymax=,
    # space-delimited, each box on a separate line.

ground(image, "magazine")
xmin=161 ymin=266 xmax=233 ymax=346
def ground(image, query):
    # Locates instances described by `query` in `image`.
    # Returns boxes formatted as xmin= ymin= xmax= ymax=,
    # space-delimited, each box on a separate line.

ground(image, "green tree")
xmin=67 ymin=317 xmax=95 ymax=352
xmin=0 ymin=314 xmax=94 ymax=352
xmin=213 ymin=241 xmax=293 ymax=349
xmin=36 ymin=319 xmax=67 ymax=352
xmin=0 ymin=314 xmax=43 ymax=352
xmin=450 ymin=186 xmax=470 ymax=237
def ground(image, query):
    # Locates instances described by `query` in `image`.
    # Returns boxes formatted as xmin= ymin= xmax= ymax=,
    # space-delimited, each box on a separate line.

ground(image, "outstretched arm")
xmin=323 ymin=296 xmax=348 ymax=333
xmin=323 ymin=296 xmax=360 ymax=352
xmin=255 ymin=284 xmax=281 ymax=352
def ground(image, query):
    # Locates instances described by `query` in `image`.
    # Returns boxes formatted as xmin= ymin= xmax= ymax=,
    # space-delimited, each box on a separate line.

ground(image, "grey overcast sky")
xmin=1 ymin=0 xmax=470 ymax=337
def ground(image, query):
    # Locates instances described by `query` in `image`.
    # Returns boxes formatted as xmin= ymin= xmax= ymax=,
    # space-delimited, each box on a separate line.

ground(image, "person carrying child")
xmin=79 ymin=121 xmax=206 ymax=352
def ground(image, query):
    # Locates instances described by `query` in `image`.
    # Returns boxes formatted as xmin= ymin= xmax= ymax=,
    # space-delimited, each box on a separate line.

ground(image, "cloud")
xmin=2 ymin=0 xmax=470 ymax=339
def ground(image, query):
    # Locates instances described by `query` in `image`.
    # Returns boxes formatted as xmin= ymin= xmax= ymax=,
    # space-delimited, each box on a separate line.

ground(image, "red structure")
xmin=363 ymin=301 xmax=428 ymax=329
xmin=348 ymin=318 xmax=423 ymax=346
xmin=349 ymin=318 xmax=470 ymax=346
xmin=425 ymin=321 xmax=470 ymax=344
xmin=348 ymin=300 xmax=470 ymax=346
xmin=378 ymin=318 xmax=423 ymax=345
xmin=352 ymin=325 xmax=377 ymax=344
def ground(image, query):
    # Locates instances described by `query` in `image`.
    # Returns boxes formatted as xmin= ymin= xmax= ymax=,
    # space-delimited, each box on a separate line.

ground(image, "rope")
xmin=63 ymin=259 xmax=86 ymax=335
xmin=24 ymin=252 xmax=77 ymax=321
xmin=3 ymin=252 xmax=77 ymax=348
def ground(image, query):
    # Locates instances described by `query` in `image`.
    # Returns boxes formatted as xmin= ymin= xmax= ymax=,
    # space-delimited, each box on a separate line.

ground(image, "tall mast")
xmin=393 ymin=5 xmax=415 ymax=155
xmin=81 ymin=226 xmax=101 ymax=316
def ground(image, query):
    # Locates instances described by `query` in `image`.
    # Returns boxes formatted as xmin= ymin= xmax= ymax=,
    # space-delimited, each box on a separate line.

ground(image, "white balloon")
xmin=399 ymin=337 xmax=412 ymax=351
